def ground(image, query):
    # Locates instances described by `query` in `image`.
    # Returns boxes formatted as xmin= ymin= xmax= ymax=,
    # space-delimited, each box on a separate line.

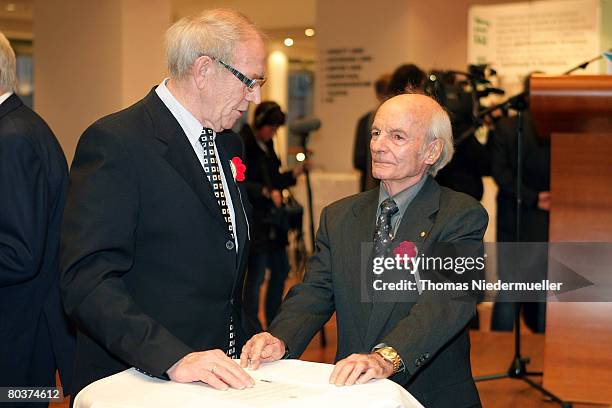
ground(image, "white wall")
xmin=34 ymin=0 xmax=170 ymax=163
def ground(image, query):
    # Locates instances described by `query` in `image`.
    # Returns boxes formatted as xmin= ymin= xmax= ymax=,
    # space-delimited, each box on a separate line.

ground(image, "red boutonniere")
xmin=230 ymin=157 xmax=246 ymax=182
xmin=393 ymin=241 xmax=417 ymax=259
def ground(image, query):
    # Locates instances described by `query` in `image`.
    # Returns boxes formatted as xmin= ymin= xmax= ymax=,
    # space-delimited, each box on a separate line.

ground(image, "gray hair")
xmin=0 ymin=32 xmax=17 ymax=93
xmin=165 ymin=9 xmax=263 ymax=80
xmin=421 ymin=106 xmax=454 ymax=176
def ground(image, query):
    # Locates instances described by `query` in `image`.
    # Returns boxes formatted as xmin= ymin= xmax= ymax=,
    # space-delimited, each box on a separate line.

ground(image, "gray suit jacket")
xmin=269 ymin=176 xmax=488 ymax=408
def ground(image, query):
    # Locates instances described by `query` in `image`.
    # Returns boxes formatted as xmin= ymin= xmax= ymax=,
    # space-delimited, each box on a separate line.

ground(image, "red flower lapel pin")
xmin=230 ymin=157 xmax=246 ymax=182
xmin=393 ymin=241 xmax=418 ymax=259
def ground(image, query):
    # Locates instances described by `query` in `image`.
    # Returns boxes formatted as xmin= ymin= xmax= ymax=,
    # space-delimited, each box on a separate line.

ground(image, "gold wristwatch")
xmin=374 ymin=346 xmax=402 ymax=374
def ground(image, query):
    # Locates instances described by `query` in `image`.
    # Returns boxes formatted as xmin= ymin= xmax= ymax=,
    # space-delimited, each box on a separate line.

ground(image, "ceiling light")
xmin=304 ymin=28 xmax=315 ymax=37
xmin=284 ymin=38 xmax=294 ymax=47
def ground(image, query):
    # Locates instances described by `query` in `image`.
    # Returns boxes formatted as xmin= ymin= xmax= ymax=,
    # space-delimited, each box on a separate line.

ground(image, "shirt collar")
xmin=155 ymin=78 xmax=211 ymax=146
xmin=0 ymin=91 xmax=14 ymax=106
xmin=377 ymin=175 xmax=428 ymax=220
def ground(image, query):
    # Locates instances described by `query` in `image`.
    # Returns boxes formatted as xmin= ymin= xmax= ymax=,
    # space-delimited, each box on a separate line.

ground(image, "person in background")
xmin=386 ymin=63 xmax=426 ymax=97
xmin=490 ymin=74 xmax=550 ymax=333
xmin=353 ymin=73 xmax=391 ymax=192
xmin=240 ymin=101 xmax=308 ymax=335
xmin=0 ymin=31 xmax=75 ymax=405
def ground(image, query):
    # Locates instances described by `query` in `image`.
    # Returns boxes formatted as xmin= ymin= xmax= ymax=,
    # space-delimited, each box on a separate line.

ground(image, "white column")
xmin=33 ymin=0 xmax=171 ymax=163
xmin=264 ymin=47 xmax=289 ymax=167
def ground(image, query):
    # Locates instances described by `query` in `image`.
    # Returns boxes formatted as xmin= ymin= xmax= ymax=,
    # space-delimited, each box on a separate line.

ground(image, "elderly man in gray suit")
xmin=241 ymin=93 xmax=488 ymax=408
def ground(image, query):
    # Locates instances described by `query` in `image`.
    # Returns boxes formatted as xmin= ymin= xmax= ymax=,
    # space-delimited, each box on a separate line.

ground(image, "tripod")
xmin=474 ymin=96 xmax=571 ymax=408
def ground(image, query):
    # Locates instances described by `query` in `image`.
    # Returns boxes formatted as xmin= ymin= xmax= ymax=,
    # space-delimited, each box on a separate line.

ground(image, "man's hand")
xmin=271 ymin=189 xmax=283 ymax=208
xmin=167 ymin=349 xmax=255 ymax=390
xmin=329 ymin=353 xmax=394 ymax=386
xmin=538 ymin=191 xmax=551 ymax=211
xmin=240 ymin=332 xmax=286 ymax=369
xmin=292 ymin=160 xmax=311 ymax=178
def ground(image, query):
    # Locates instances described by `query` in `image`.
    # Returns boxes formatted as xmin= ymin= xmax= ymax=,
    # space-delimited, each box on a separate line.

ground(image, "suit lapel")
xmin=0 ymin=94 xmax=22 ymax=119
xmin=142 ymin=90 xmax=227 ymax=230
xmin=216 ymin=134 xmax=248 ymax=265
xmin=364 ymin=176 xmax=440 ymax=348
xmin=345 ymin=189 xmax=379 ymax=344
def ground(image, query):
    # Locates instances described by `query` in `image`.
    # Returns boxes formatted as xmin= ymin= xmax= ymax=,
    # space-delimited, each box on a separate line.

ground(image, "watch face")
xmin=375 ymin=348 xmax=400 ymax=374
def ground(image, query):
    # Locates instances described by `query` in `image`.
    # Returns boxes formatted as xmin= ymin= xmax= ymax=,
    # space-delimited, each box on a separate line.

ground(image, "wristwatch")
xmin=373 ymin=346 xmax=402 ymax=374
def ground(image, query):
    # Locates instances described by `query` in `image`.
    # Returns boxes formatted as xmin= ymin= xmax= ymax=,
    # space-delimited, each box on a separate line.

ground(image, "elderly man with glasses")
xmin=60 ymin=9 xmax=264 ymax=395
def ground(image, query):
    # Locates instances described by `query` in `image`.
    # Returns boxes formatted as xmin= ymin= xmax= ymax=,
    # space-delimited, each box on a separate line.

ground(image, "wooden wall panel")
xmin=543 ymin=132 xmax=612 ymax=405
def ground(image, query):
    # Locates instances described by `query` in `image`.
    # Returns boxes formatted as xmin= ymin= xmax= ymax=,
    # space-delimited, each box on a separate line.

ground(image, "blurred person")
xmin=431 ymin=71 xmax=491 ymax=202
xmin=239 ymin=101 xmax=308 ymax=335
xmin=59 ymin=9 xmax=264 ymax=395
xmin=0 ymin=32 xmax=75 ymax=404
xmin=386 ymin=63 xmax=426 ymax=96
xmin=353 ymin=73 xmax=390 ymax=191
xmin=435 ymin=133 xmax=491 ymax=201
xmin=242 ymin=94 xmax=488 ymax=408
xmin=490 ymin=75 xmax=550 ymax=333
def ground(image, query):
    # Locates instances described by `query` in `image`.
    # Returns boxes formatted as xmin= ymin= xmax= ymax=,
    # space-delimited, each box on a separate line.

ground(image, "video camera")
xmin=424 ymin=64 xmax=504 ymax=141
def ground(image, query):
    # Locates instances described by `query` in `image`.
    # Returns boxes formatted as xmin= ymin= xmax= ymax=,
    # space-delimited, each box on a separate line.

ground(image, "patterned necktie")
xmin=198 ymin=127 xmax=237 ymax=359
xmin=373 ymin=197 xmax=399 ymax=258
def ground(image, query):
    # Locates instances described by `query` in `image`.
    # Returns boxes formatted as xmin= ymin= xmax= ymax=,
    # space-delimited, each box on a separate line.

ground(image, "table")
xmin=73 ymin=360 xmax=422 ymax=408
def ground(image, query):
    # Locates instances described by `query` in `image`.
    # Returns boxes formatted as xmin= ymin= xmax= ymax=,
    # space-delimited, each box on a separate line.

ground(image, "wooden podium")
xmin=530 ymin=75 xmax=612 ymax=405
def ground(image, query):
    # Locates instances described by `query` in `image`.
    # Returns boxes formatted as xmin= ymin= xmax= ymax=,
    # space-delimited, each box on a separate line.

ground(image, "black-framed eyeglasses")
xmin=212 ymin=57 xmax=266 ymax=92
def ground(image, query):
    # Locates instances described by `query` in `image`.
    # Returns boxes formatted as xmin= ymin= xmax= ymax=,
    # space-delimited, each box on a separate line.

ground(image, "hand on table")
xmin=240 ymin=332 xmax=286 ymax=369
xmin=329 ymin=353 xmax=394 ymax=386
xmin=538 ymin=191 xmax=550 ymax=211
xmin=167 ymin=349 xmax=254 ymax=390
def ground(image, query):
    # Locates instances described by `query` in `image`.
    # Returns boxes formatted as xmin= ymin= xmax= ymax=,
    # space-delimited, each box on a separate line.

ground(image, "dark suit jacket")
xmin=0 ymin=94 xmax=75 ymax=393
xmin=491 ymin=111 xmax=550 ymax=242
xmin=239 ymin=123 xmax=296 ymax=254
xmin=490 ymin=112 xmax=549 ymax=333
xmin=435 ymin=130 xmax=491 ymax=201
xmin=269 ymin=176 xmax=488 ymax=408
xmin=60 ymin=89 xmax=251 ymax=395
xmin=353 ymin=110 xmax=379 ymax=192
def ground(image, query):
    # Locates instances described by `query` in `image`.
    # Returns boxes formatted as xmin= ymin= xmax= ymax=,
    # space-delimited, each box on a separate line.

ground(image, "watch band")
xmin=373 ymin=345 xmax=403 ymax=374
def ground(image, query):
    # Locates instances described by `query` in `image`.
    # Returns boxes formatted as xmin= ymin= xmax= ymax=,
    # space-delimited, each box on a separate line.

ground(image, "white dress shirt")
xmin=155 ymin=79 xmax=238 ymax=251
xmin=0 ymin=91 xmax=13 ymax=106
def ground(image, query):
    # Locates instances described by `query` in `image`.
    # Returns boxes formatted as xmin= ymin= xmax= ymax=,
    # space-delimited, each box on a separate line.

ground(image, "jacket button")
xmin=424 ymin=353 xmax=430 ymax=359
xmin=226 ymin=240 xmax=235 ymax=250
xmin=414 ymin=359 xmax=421 ymax=367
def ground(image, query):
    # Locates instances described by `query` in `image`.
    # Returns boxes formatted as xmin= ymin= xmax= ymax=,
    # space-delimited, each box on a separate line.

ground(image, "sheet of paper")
xmin=211 ymin=378 xmax=327 ymax=408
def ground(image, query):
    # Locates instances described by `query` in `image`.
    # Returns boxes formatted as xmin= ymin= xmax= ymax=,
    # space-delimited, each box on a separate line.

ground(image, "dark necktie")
xmin=198 ymin=127 xmax=237 ymax=359
xmin=373 ymin=197 xmax=399 ymax=259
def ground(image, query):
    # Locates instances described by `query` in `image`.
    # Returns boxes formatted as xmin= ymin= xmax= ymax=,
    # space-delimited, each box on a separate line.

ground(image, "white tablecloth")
xmin=74 ymin=360 xmax=423 ymax=408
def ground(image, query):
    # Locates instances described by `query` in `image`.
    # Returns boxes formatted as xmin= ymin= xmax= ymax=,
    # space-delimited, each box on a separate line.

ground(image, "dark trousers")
xmin=491 ymin=243 xmax=547 ymax=333
xmin=243 ymin=248 xmax=290 ymax=335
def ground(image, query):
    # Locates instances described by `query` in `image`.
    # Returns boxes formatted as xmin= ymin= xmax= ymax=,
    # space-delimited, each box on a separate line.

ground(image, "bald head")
xmin=378 ymin=93 xmax=444 ymax=128
xmin=378 ymin=94 xmax=453 ymax=174
xmin=370 ymin=94 xmax=454 ymax=194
